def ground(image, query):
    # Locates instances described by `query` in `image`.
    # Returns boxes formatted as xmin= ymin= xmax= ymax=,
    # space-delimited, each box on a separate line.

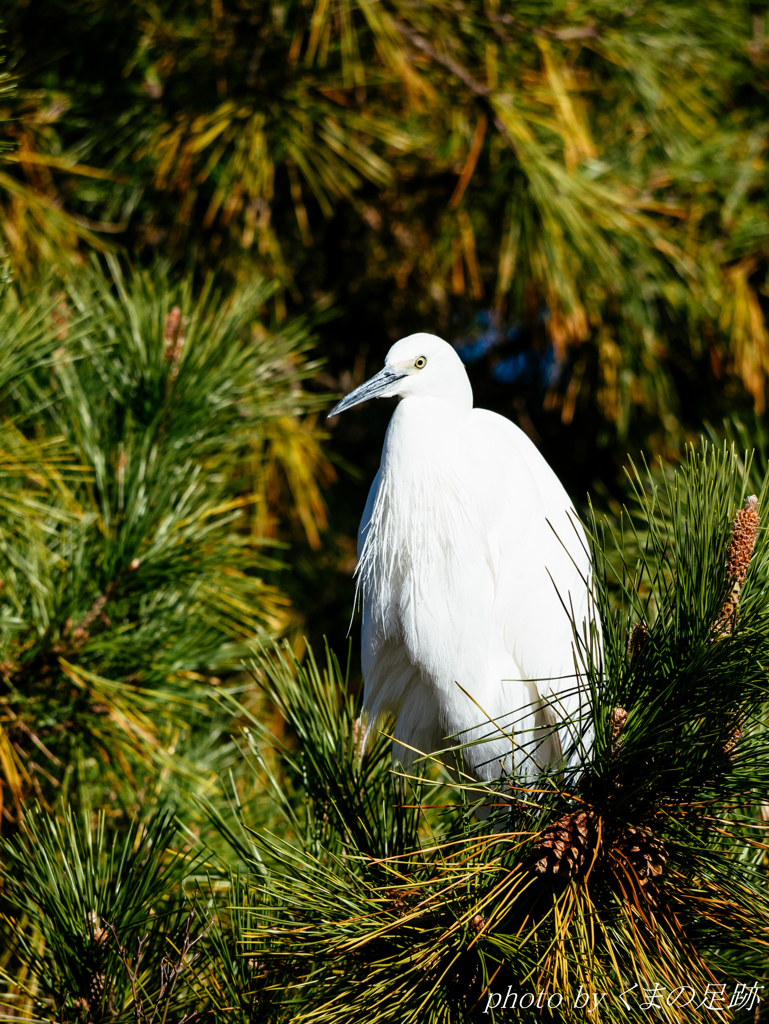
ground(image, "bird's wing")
xmin=464 ymin=410 xmax=594 ymax=762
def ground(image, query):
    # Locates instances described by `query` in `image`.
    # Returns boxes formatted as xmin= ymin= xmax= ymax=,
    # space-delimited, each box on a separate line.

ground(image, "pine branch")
xmin=109 ymin=893 xmax=210 ymax=1024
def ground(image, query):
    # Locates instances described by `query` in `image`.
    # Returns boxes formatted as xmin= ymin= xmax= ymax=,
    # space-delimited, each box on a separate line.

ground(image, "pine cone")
xmin=384 ymin=886 xmax=419 ymax=912
xmin=611 ymin=827 xmax=667 ymax=885
xmin=82 ymin=912 xmax=107 ymax=1016
xmin=531 ymin=810 xmax=598 ymax=880
xmin=447 ymin=950 xmax=483 ymax=998
xmin=87 ymin=971 xmax=105 ymax=1007
xmin=715 ymin=495 xmax=760 ymax=636
xmin=626 ymin=621 xmax=649 ymax=663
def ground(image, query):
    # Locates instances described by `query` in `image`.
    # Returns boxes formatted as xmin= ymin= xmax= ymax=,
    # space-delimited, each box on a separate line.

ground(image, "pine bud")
xmin=350 ymin=716 xmax=366 ymax=760
xmin=715 ymin=495 xmax=760 ymax=636
xmin=723 ymin=720 xmax=742 ymax=758
xmin=51 ymin=292 xmax=70 ymax=340
xmin=164 ymin=306 xmax=182 ymax=357
xmin=164 ymin=306 xmax=185 ymax=383
xmin=727 ymin=494 xmax=759 ymax=584
xmin=627 ymin=621 xmax=649 ymax=663
xmin=610 ymin=707 xmax=627 ymax=754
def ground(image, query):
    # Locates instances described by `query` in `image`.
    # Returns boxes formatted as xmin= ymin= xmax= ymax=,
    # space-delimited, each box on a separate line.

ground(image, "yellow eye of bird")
xmin=414 ymin=356 xmax=427 ymax=369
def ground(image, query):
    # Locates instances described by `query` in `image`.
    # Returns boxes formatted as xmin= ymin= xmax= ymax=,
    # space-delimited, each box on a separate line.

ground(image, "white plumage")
xmin=329 ymin=333 xmax=595 ymax=783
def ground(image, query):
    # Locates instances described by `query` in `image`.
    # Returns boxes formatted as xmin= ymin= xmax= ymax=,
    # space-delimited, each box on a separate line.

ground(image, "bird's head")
xmin=328 ymin=333 xmax=472 ymax=417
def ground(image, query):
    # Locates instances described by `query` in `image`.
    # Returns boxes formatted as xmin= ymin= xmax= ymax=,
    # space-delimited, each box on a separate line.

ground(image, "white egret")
xmin=329 ymin=333 xmax=595 ymax=784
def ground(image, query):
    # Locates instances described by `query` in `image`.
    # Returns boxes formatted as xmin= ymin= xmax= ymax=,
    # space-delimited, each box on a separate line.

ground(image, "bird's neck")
xmin=355 ymin=395 xmax=473 ymax=659
xmin=358 ymin=396 xmax=470 ymax=591
xmin=381 ymin=396 xmax=468 ymax=481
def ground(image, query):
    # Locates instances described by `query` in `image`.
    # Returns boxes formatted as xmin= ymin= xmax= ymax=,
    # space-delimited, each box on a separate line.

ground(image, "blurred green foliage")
xmin=4 ymin=0 xmax=769 ymax=456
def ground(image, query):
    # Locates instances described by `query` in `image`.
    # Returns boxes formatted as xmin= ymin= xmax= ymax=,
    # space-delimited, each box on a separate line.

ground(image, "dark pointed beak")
xmin=328 ymin=366 xmax=408 ymax=418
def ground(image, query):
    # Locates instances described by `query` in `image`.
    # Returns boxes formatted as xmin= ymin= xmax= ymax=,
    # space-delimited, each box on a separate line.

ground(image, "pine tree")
xmin=5 ymin=0 xmax=769 ymax=444
xmin=2 ymin=6 xmax=769 ymax=1013
xmin=1 ymin=808 xmax=196 ymax=1024
xmin=0 ymin=258 xmax=330 ymax=829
